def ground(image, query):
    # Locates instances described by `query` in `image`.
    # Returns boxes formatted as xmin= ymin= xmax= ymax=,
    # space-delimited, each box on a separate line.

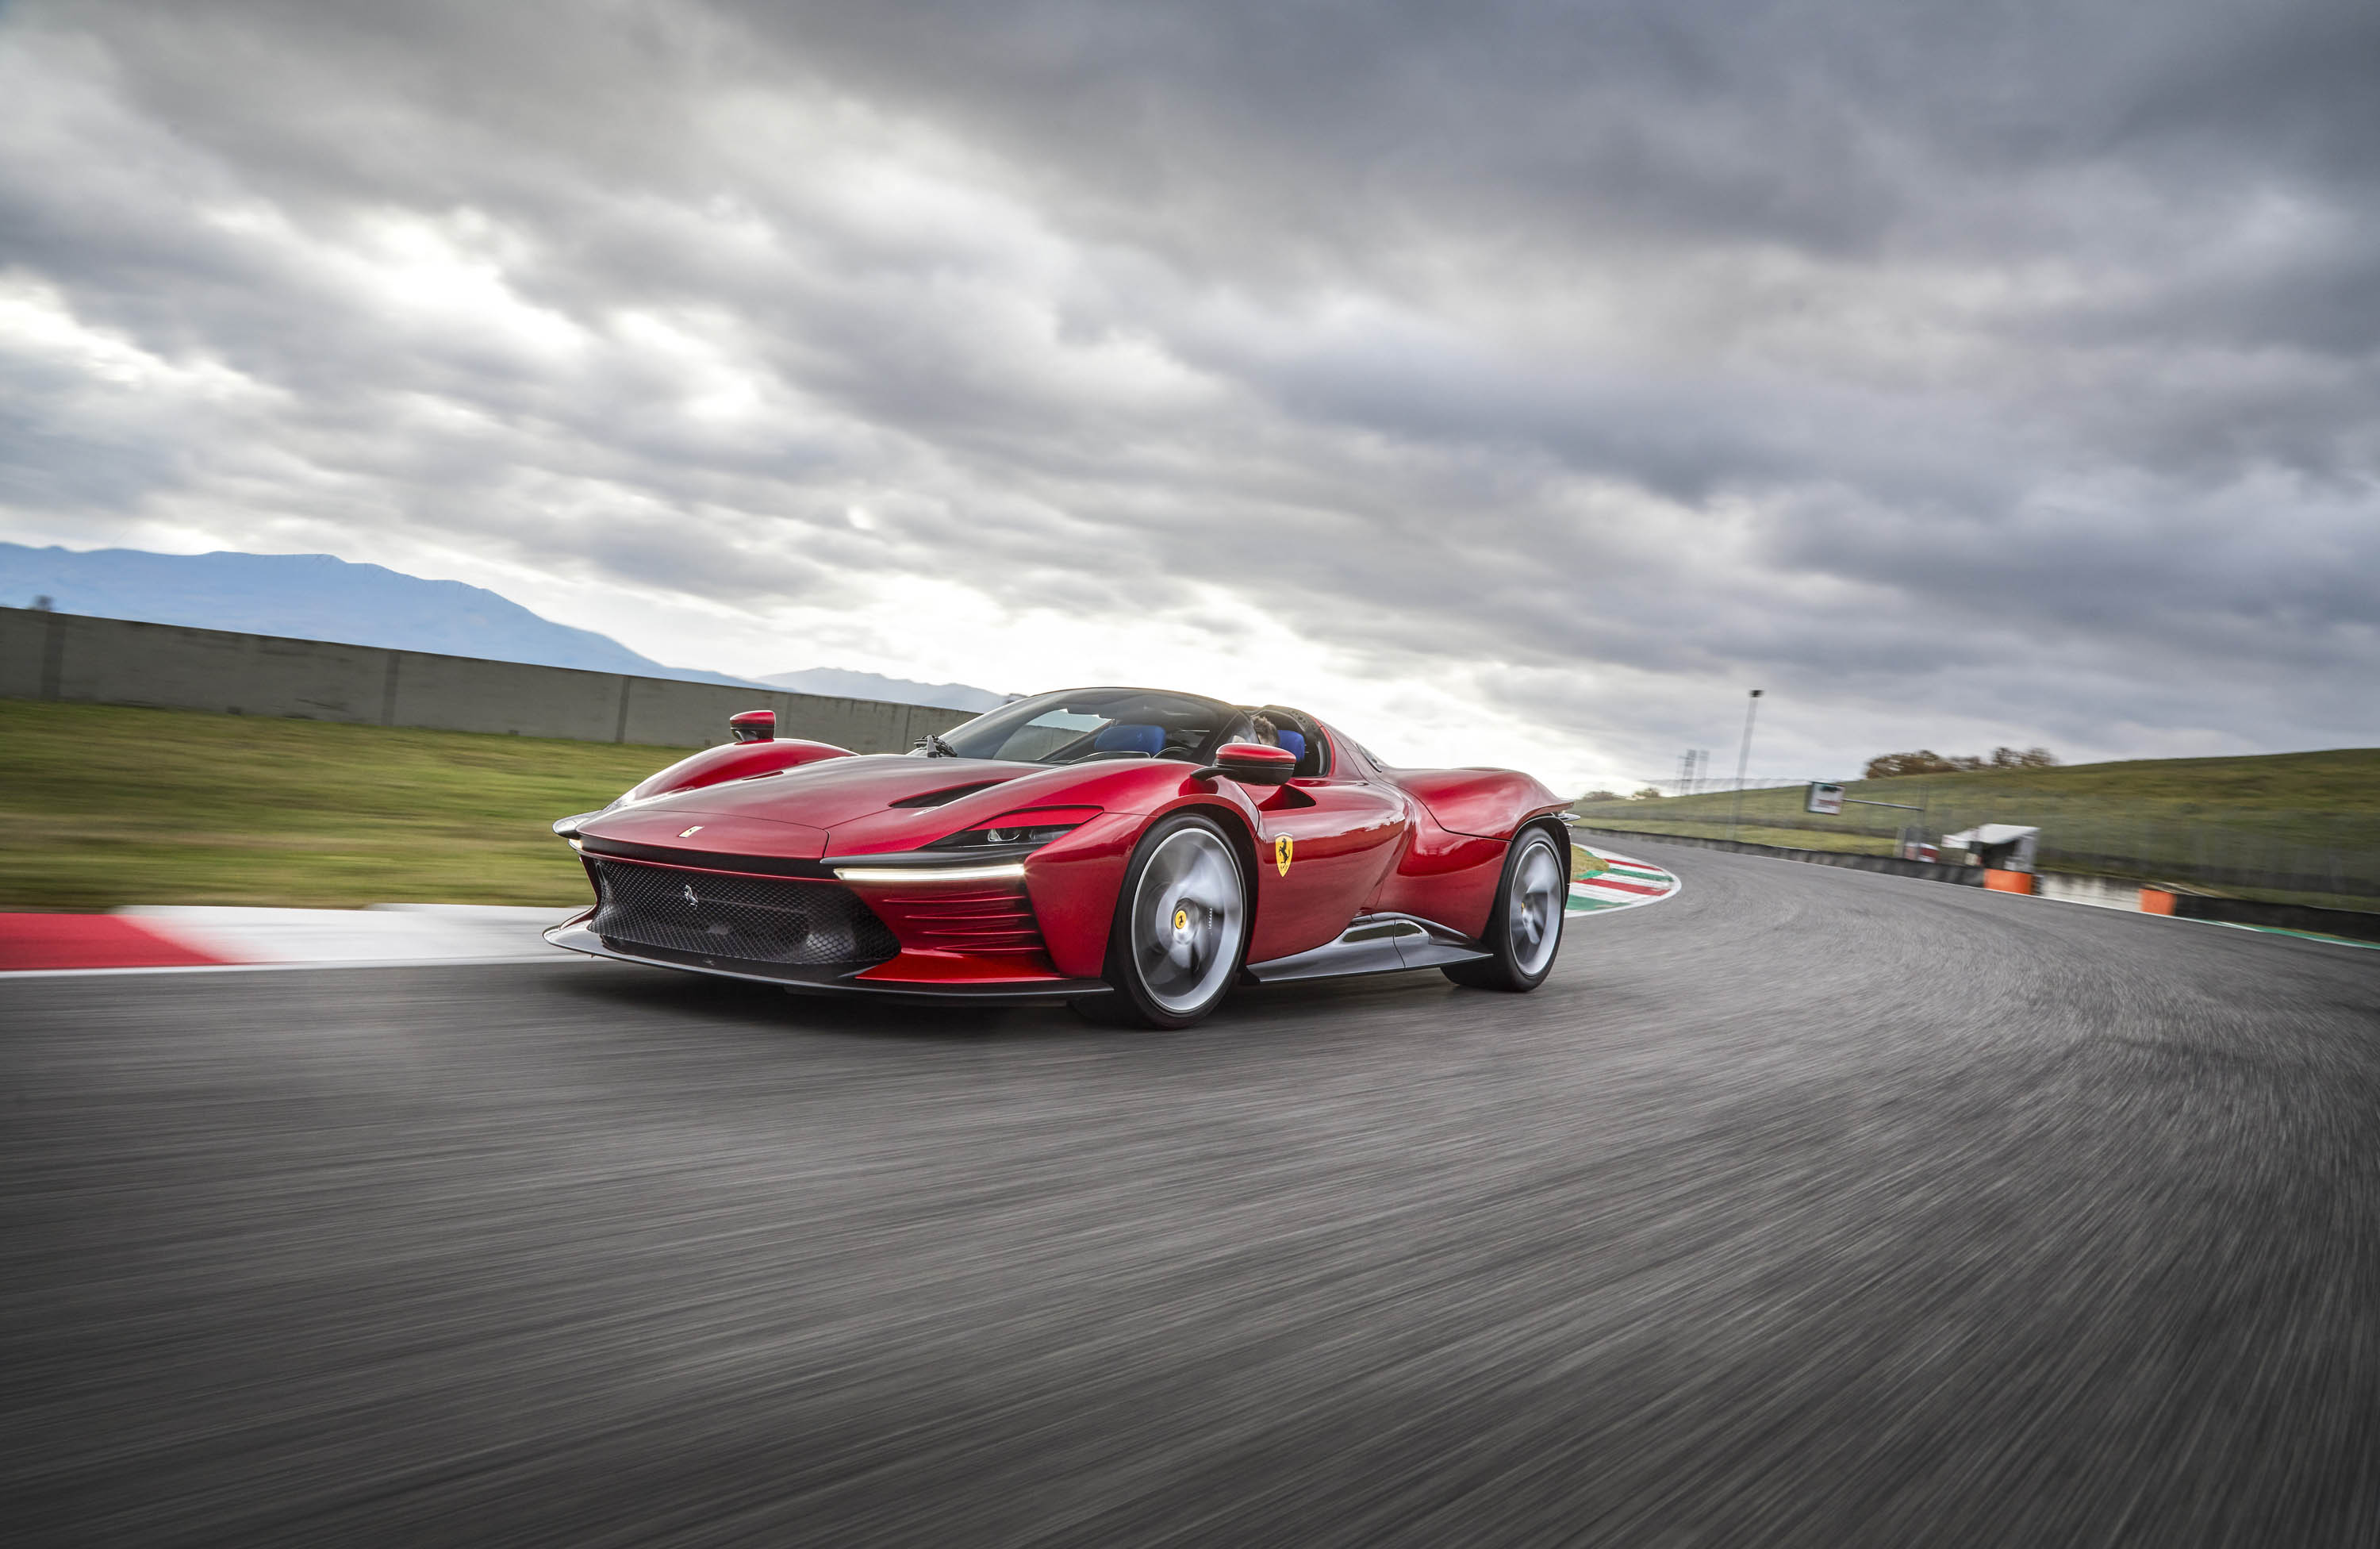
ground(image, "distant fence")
xmin=1574 ymin=827 xmax=1987 ymax=886
xmin=0 ymin=607 xmax=973 ymax=755
xmin=1582 ymin=827 xmax=2380 ymax=943
xmin=1645 ymin=777 xmax=1821 ymax=797
xmin=1573 ymin=790 xmax=2380 ymax=913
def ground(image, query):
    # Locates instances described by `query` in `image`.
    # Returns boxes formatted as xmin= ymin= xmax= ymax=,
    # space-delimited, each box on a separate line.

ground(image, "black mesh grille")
xmin=590 ymin=860 xmax=899 ymax=968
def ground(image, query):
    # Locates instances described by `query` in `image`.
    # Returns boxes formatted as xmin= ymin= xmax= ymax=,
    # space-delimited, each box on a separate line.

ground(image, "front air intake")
xmin=859 ymin=878 xmax=1049 ymax=958
xmin=589 ymin=859 xmax=899 ymax=969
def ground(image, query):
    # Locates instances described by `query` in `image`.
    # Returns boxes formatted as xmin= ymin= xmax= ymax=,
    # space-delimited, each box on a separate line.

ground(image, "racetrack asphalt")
xmin=6 ymin=843 xmax=2377 ymax=1547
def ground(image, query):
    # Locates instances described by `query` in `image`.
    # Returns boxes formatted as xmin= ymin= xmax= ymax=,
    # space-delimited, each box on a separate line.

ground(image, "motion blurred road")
xmin=6 ymin=844 xmax=2377 ymax=1546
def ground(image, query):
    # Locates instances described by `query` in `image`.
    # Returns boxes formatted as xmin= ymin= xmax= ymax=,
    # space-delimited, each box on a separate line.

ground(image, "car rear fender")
xmin=1388 ymin=767 xmax=1565 ymax=840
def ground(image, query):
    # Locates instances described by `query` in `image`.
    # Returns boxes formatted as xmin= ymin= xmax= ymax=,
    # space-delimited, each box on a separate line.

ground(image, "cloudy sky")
xmin=2 ymin=0 xmax=2374 ymax=789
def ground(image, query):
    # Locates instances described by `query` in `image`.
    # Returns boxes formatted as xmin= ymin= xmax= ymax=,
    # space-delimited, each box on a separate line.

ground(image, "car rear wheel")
xmin=1081 ymin=813 xmax=1249 ymax=1028
xmin=1444 ymin=825 xmax=1565 ymax=992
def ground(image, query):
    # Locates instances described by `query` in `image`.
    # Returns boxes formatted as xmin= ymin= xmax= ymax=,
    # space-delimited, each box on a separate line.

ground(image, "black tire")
xmin=1077 ymin=812 xmax=1250 ymax=1029
xmin=1443 ymin=824 xmax=1568 ymax=992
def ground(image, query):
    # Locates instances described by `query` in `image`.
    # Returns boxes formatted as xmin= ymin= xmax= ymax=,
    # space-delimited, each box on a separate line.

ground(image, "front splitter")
xmin=542 ymin=918 xmax=1113 ymax=1002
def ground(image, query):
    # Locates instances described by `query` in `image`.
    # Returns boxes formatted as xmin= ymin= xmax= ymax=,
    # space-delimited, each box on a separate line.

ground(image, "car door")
xmin=1245 ymin=724 xmax=1410 ymax=963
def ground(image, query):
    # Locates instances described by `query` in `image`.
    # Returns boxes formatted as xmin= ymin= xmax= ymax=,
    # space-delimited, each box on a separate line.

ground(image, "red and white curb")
xmin=0 ymin=905 xmax=578 ymax=976
xmin=1568 ymin=846 xmax=1682 ymax=913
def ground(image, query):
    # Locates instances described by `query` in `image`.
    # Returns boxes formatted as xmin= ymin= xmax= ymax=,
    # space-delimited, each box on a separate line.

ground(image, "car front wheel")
xmin=1086 ymin=813 xmax=1250 ymax=1028
xmin=1443 ymin=824 xmax=1566 ymax=992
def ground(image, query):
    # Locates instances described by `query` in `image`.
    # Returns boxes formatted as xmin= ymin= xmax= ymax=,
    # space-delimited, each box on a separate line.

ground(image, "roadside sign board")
xmin=1806 ymin=782 xmax=1845 ymax=816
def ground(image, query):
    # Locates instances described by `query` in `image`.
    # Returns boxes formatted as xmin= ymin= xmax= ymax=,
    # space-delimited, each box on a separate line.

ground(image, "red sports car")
xmin=546 ymin=687 xmax=1572 ymax=1027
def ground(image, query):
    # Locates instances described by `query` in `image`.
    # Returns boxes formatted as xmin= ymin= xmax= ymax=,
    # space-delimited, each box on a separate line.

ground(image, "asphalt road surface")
xmin=6 ymin=844 xmax=2377 ymax=1547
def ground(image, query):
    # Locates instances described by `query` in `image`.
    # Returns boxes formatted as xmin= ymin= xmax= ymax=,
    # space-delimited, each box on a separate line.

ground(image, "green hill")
xmin=1572 ymin=747 xmax=2380 ymax=912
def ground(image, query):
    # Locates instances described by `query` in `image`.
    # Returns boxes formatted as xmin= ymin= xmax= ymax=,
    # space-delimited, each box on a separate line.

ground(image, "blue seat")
xmin=1274 ymin=729 xmax=1307 ymax=763
xmin=1093 ymin=722 xmax=1165 ymax=755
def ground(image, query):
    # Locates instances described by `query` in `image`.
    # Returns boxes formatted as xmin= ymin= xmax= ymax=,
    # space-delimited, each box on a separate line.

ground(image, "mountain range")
xmin=755 ymin=667 xmax=1006 ymax=713
xmin=0 ymin=544 xmax=1004 ymax=710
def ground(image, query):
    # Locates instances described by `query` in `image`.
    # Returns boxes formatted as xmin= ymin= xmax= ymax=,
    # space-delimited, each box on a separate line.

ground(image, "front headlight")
xmin=917 ymin=823 xmax=1085 ymax=867
xmin=927 ymin=821 xmax=1084 ymax=852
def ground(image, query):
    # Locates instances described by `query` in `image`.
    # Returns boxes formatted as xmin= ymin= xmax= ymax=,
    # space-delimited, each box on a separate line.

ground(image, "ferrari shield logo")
xmin=679 ymin=825 xmax=704 ymax=838
xmin=1275 ymin=835 xmax=1294 ymax=875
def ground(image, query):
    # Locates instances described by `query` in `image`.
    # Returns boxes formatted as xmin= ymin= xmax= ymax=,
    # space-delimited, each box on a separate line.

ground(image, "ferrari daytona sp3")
xmin=546 ymin=687 xmax=1572 ymax=1028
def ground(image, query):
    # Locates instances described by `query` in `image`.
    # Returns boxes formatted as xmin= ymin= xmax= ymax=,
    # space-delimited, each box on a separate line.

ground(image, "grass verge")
xmin=1 ymin=698 xmax=694 ymax=910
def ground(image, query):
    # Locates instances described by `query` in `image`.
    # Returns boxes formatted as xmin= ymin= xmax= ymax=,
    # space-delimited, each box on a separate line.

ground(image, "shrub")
xmin=1864 ymin=747 xmax=2059 ymax=778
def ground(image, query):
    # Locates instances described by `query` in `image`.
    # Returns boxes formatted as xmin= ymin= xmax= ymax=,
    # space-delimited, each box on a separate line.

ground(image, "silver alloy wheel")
xmin=1506 ymin=833 xmax=1564 ymax=978
xmin=1130 ymin=825 xmax=1246 ymax=1014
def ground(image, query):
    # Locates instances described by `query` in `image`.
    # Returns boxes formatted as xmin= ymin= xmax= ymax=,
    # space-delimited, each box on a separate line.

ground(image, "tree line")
xmin=1862 ymin=747 xmax=2059 ymax=778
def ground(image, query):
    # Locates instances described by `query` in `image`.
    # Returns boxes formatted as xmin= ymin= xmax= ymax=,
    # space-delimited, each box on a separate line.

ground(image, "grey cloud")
xmin=2 ymin=0 xmax=2376 ymax=783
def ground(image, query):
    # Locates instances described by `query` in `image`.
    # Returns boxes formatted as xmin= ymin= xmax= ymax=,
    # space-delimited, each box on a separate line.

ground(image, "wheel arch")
xmin=1173 ymin=798 xmax=1261 ymax=921
xmin=1441 ymin=814 xmax=1571 ymax=992
xmin=1031 ymin=794 xmax=1262 ymax=981
xmin=1092 ymin=801 xmax=1260 ymax=1028
xmin=1518 ymin=813 xmax=1572 ymax=878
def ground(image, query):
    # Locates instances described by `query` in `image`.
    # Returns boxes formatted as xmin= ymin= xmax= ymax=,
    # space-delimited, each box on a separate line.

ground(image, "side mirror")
xmin=728 ymin=709 xmax=776 ymax=744
xmin=1195 ymin=741 xmax=1297 ymax=786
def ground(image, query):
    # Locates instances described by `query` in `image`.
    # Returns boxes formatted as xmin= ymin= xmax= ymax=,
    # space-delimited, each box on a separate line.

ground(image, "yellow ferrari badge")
xmin=1275 ymin=835 xmax=1294 ymax=875
xmin=1173 ymin=907 xmax=1189 ymax=932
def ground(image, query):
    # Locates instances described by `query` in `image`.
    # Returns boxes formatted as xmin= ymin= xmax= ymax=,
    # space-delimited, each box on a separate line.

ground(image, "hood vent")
xmin=888 ymin=780 xmax=1012 ymax=809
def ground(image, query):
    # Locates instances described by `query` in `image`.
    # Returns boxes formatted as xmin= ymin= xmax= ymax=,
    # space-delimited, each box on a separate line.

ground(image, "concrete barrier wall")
xmin=0 ymin=606 xmax=975 ymax=754
xmin=2169 ymin=893 xmax=2380 ymax=945
xmin=2036 ymin=873 xmax=2146 ymax=910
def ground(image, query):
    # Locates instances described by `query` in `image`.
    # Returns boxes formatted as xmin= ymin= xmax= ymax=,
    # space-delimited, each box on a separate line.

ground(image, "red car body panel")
xmin=589 ymin=803 xmax=830 ymax=860
xmin=1365 ymin=823 xmax=1511 ymax=940
xmin=625 ymin=737 xmax=856 ymax=802
xmin=549 ymin=699 xmax=1569 ymax=1001
xmin=1023 ymin=812 xmax=1146 ymax=979
xmin=1389 ymin=766 xmax=1567 ymax=840
xmin=1243 ymin=774 xmax=1407 ymax=962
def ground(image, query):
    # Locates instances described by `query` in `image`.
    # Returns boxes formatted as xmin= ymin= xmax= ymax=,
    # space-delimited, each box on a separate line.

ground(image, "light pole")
xmin=1728 ymin=690 xmax=1763 ymax=840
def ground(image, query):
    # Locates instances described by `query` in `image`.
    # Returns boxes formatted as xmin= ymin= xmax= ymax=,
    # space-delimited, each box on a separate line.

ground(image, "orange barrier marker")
xmin=2140 ymin=888 xmax=2178 ymax=915
xmin=1983 ymin=869 xmax=2036 ymax=895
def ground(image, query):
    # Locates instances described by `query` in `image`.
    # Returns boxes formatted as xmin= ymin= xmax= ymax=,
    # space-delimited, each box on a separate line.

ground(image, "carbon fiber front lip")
xmin=542 ymin=917 xmax=1112 ymax=1001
